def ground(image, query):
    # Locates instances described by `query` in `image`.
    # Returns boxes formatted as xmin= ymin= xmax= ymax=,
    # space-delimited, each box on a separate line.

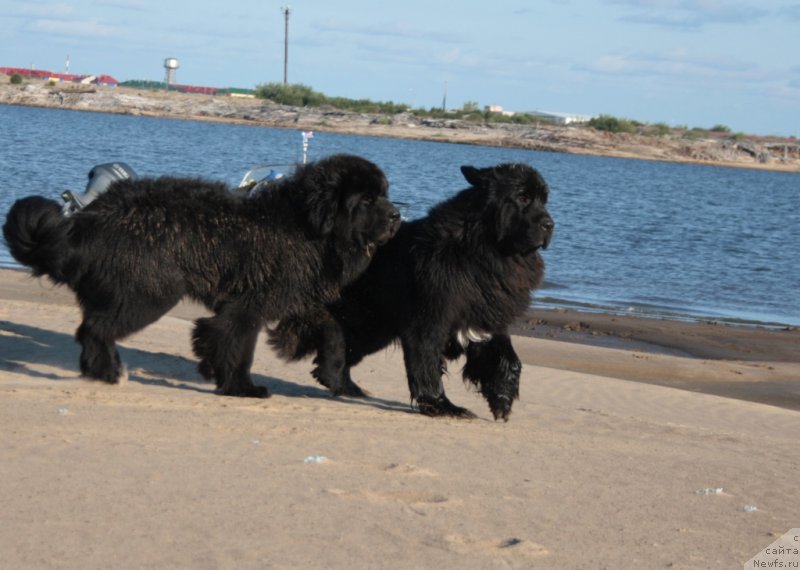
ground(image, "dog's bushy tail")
xmin=267 ymin=315 xmax=322 ymax=361
xmin=3 ymin=196 xmax=72 ymax=282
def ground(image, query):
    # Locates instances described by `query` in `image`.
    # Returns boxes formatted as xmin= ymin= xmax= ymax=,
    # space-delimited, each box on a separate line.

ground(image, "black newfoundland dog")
xmin=270 ymin=162 xmax=554 ymax=420
xmin=3 ymin=154 xmax=400 ymax=397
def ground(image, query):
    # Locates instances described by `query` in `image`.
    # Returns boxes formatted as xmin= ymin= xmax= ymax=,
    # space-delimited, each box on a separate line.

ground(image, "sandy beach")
xmin=1 ymin=266 xmax=798 ymax=568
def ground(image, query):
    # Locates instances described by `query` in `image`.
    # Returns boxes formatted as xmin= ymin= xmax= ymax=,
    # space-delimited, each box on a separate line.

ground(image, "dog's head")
xmin=461 ymin=163 xmax=554 ymax=255
xmin=297 ymin=154 xmax=400 ymax=255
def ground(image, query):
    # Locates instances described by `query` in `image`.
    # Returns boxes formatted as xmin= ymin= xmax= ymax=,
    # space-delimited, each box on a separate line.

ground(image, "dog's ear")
xmin=461 ymin=165 xmax=487 ymax=187
xmin=306 ymin=189 xmax=338 ymax=237
xmin=494 ymin=201 xmax=516 ymax=244
xmin=299 ymin=159 xmax=341 ymax=237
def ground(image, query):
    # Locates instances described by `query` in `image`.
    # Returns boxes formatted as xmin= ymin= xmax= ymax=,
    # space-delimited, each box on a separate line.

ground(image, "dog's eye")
xmin=516 ymin=192 xmax=531 ymax=206
xmin=352 ymin=195 xmax=373 ymax=210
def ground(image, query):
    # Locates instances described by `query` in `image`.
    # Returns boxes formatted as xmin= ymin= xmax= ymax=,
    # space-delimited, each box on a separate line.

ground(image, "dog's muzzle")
xmin=377 ymin=207 xmax=401 ymax=244
xmin=540 ymin=216 xmax=554 ymax=249
xmin=528 ymin=215 xmax=554 ymax=251
xmin=366 ymin=206 xmax=401 ymax=257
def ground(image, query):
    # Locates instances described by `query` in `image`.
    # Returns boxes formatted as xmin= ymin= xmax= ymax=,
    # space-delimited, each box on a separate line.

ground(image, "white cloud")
xmin=92 ymin=0 xmax=146 ymax=8
xmin=606 ymin=0 xmax=769 ymax=28
xmin=579 ymin=49 xmax=768 ymax=83
xmin=30 ymin=18 xmax=119 ymax=38
xmin=589 ymin=54 xmax=633 ymax=73
xmin=778 ymin=4 xmax=800 ymax=20
xmin=311 ymin=19 xmax=462 ymax=44
xmin=11 ymin=2 xmax=76 ymax=17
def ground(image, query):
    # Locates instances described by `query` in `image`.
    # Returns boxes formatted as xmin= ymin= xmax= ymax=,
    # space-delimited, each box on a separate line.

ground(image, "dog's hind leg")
xmin=192 ymin=306 xmax=268 ymax=398
xmin=401 ymin=333 xmax=476 ymax=419
xmin=193 ymin=316 xmax=227 ymax=388
xmin=311 ymin=321 xmax=369 ymax=397
xmin=462 ymin=333 xmax=521 ymax=422
xmin=76 ymin=321 xmax=124 ymax=383
xmin=310 ymin=320 xmax=346 ymax=394
xmin=76 ymin=296 xmax=180 ymax=384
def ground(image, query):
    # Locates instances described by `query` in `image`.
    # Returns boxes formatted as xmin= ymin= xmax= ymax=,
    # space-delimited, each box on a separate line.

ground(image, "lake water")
xmin=1 ymin=104 xmax=799 ymax=326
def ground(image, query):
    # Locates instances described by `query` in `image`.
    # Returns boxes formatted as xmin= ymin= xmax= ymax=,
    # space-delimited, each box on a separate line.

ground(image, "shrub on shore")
xmin=253 ymin=83 xmax=758 ymax=141
xmin=587 ymin=114 xmax=638 ymax=134
xmin=255 ymin=82 xmax=408 ymax=114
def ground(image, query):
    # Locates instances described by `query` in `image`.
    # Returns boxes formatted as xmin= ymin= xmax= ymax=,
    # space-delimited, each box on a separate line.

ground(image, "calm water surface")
xmin=2 ymin=104 xmax=798 ymax=325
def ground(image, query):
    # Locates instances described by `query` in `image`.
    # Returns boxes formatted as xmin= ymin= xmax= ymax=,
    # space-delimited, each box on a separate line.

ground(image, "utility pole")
xmin=281 ymin=6 xmax=290 ymax=85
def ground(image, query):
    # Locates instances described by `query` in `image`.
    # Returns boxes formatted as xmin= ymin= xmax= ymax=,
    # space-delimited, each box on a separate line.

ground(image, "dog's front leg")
xmin=401 ymin=333 xmax=476 ymax=419
xmin=462 ymin=333 xmax=521 ymax=421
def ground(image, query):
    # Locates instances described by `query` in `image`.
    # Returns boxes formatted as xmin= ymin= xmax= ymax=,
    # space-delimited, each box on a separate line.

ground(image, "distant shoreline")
xmin=2 ymin=80 xmax=799 ymax=174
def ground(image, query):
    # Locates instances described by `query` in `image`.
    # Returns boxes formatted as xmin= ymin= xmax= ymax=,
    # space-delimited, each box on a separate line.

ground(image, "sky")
xmin=3 ymin=0 xmax=799 ymax=137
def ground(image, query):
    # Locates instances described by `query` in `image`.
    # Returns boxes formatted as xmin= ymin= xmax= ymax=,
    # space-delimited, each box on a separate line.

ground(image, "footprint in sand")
xmin=326 ymin=487 xmax=455 ymax=507
xmin=325 ymin=463 xmax=448 ymax=508
xmin=382 ymin=462 xmax=438 ymax=477
xmin=443 ymin=534 xmax=549 ymax=558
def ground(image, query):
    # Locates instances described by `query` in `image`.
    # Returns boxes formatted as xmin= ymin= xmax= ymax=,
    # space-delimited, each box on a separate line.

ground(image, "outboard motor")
xmin=62 ymin=162 xmax=137 ymax=216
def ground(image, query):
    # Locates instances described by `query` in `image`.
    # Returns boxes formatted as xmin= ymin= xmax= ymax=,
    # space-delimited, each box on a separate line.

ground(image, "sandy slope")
xmin=1 ymin=270 xmax=798 ymax=569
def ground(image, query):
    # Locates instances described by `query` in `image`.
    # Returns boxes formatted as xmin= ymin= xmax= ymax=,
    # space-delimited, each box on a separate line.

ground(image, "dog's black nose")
xmin=389 ymin=209 xmax=401 ymax=222
xmin=541 ymin=217 xmax=554 ymax=233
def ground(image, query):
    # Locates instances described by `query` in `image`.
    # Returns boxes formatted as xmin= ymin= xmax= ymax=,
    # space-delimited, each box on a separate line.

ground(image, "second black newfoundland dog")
xmin=3 ymin=154 xmax=400 ymax=397
xmin=270 ymin=162 xmax=554 ymax=420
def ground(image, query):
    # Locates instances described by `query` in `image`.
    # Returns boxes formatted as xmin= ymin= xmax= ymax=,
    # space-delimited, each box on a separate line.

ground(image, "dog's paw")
xmin=488 ymin=394 xmax=513 ymax=422
xmin=415 ymin=395 xmax=477 ymax=419
xmin=116 ymin=364 xmax=129 ymax=386
xmin=217 ymin=383 xmax=271 ymax=398
xmin=197 ymin=359 xmax=215 ymax=381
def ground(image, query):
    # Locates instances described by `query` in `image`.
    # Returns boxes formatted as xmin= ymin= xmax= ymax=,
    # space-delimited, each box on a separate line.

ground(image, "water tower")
xmin=163 ymin=57 xmax=179 ymax=88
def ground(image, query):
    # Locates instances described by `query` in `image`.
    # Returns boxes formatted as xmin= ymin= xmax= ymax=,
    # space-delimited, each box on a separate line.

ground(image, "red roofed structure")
xmin=0 ymin=67 xmax=119 ymax=86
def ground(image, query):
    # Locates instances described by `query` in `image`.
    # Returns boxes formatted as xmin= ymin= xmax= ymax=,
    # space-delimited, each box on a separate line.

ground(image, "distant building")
xmin=0 ymin=66 xmax=118 ymax=87
xmin=95 ymin=75 xmax=119 ymax=87
xmin=484 ymin=104 xmax=594 ymax=124
xmin=525 ymin=111 xmax=594 ymax=125
xmin=484 ymin=104 xmax=516 ymax=117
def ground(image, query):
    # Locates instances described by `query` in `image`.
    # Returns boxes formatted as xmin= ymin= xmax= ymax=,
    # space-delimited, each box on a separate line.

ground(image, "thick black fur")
xmin=3 ymin=154 xmax=400 ymax=397
xmin=270 ymin=163 xmax=553 ymax=420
